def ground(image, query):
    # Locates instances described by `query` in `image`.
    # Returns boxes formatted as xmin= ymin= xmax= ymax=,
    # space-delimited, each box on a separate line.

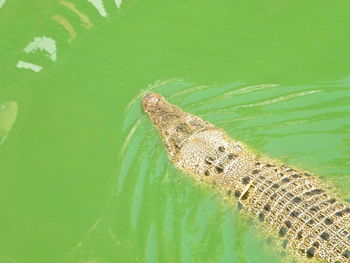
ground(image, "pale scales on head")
xmin=143 ymin=92 xmax=350 ymax=263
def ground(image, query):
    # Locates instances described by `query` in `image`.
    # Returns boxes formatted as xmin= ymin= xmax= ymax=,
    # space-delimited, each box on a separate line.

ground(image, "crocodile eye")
xmin=175 ymin=123 xmax=187 ymax=132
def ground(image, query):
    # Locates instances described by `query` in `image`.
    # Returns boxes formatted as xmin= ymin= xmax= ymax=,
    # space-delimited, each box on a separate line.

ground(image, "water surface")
xmin=0 ymin=1 xmax=350 ymax=262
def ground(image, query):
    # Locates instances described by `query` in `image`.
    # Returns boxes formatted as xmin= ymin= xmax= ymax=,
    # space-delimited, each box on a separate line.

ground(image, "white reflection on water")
xmin=15 ymin=0 xmax=124 ymax=73
xmin=16 ymin=60 xmax=42 ymax=72
xmin=115 ymin=0 xmax=122 ymax=8
xmin=86 ymin=0 xmax=108 ymax=17
xmin=23 ymin=36 xmax=57 ymax=61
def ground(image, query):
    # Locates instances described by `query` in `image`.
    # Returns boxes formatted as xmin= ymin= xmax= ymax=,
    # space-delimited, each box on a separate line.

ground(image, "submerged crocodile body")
xmin=142 ymin=92 xmax=350 ymax=263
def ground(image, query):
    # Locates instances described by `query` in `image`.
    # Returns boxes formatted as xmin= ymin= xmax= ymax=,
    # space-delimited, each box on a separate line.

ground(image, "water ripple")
xmin=66 ymin=78 xmax=350 ymax=263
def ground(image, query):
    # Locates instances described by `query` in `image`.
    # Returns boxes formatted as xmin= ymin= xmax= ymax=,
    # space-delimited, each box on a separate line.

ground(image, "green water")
xmin=1 ymin=0 xmax=350 ymax=263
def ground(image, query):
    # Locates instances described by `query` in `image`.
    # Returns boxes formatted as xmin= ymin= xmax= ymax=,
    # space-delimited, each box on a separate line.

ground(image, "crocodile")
xmin=142 ymin=92 xmax=350 ymax=263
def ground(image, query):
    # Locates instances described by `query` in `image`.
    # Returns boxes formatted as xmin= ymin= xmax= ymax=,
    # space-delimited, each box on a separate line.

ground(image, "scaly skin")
xmin=142 ymin=92 xmax=350 ymax=263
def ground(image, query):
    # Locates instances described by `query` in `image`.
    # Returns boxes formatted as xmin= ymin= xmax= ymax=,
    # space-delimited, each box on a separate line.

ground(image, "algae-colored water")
xmin=0 ymin=1 xmax=349 ymax=263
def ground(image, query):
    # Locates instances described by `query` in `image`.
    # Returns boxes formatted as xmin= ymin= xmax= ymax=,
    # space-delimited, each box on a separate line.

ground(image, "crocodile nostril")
xmin=142 ymin=92 xmax=163 ymax=112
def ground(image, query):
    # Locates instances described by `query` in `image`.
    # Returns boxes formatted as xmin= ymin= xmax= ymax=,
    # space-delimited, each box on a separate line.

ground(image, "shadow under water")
xmin=65 ymin=78 xmax=350 ymax=263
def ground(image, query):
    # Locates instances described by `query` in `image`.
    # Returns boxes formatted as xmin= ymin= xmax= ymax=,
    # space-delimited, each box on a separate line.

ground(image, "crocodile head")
xmin=142 ymin=92 xmax=213 ymax=160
